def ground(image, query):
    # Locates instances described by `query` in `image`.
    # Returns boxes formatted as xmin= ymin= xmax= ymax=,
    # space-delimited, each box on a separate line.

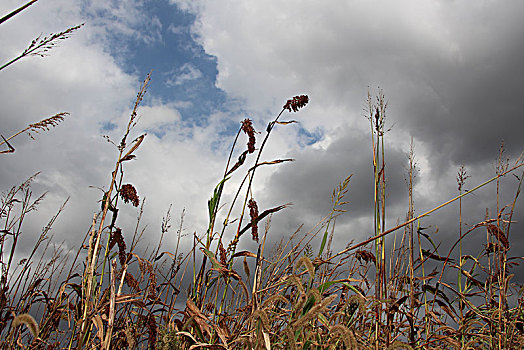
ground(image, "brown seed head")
xmin=125 ymin=273 xmax=139 ymax=292
xmin=145 ymin=313 xmax=157 ymax=350
xmin=283 ymin=95 xmax=309 ymax=112
xmin=355 ymin=249 xmax=376 ymax=264
xmin=120 ymin=184 xmax=139 ymax=207
xmin=487 ymin=224 xmax=509 ymax=250
xmin=248 ymin=199 xmax=259 ymax=242
xmin=108 ymin=227 xmax=127 ymax=266
xmin=241 ymin=118 xmax=256 ymax=153
xmin=27 ymin=112 xmax=68 ymax=139
xmin=219 ymin=241 xmax=227 ymax=266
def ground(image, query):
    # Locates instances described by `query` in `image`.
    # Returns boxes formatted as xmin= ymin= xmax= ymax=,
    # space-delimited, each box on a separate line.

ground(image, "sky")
xmin=1 ymin=0 xmax=524 ymax=282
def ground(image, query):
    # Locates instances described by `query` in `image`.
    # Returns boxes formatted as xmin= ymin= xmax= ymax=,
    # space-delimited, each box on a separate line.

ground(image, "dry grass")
xmin=1 ymin=75 xmax=524 ymax=350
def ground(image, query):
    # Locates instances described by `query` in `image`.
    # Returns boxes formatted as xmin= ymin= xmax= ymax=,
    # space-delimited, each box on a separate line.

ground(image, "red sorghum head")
xmin=120 ymin=184 xmax=139 ymax=207
xmin=283 ymin=95 xmax=309 ymax=112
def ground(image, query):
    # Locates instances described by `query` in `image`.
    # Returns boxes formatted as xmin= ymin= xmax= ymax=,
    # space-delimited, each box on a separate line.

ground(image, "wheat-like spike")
xmin=0 ymin=24 xmax=84 ymax=71
xmin=0 ymin=113 xmax=68 ymax=150
xmin=12 ymin=313 xmax=39 ymax=338
xmin=242 ymin=256 xmax=250 ymax=280
xmin=295 ymin=255 xmax=315 ymax=281
xmin=348 ymin=329 xmax=358 ymax=349
xmin=28 ymin=112 xmax=68 ymax=132
xmin=329 ymin=324 xmax=354 ymax=349
xmin=345 ymin=294 xmax=366 ymax=316
xmin=293 ymin=294 xmax=337 ymax=329
xmin=287 ymin=275 xmax=305 ymax=295
xmin=250 ymin=309 xmax=270 ymax=331
xmin=321 ymin=294 xmax=337 ymax=307
xmin=25 ymin=24 xmax=84 ymax=56
xmin=261 ymin=294 xmax=290 ymax=309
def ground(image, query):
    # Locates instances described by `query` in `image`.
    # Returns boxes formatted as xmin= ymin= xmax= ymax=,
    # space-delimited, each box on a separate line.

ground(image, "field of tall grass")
xmin=2 ymin=3 xmax=524 ymax=349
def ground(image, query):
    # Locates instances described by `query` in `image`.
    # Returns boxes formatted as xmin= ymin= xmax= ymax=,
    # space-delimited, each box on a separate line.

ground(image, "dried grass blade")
xmin=231 ymin=251 xmax=257 ymax=259
xmin=0 ymin=135 xmax=15 ymax=154
xmin=238 ymin=203 xmax=290 ymax=236
xmin=275 ymin=120 xmax=297 ymax=125
xmin=226 ymin=150 xmax=248 ymax=176
xmin=121 ymin=133 xmax=146 ymax=162
xmin=487 ymin=224 xmax=509 ymax=249
xmin=185 ymin=298 xmax=212 ymax=339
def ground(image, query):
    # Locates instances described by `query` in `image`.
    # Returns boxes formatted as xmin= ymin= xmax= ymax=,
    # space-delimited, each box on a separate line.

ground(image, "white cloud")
xmin=80 ymin=0 xmax=163 ymax=45
xmin=0 ymin=0 xmax=224 ymax=253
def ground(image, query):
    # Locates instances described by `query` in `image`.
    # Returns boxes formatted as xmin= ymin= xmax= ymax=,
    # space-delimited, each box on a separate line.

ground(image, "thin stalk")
xmin=327 ymin=161 xmax=524 ymax=262
xmin=407 ymin=139 xmax=416 ymax=345
xmin=416 ymin=220 xmax=430 ymax=340
xmin=367 ymin=91 xmax=381 ymax=349
xmin=217 ymin=109 xmax=285 ymax=313
xmin=0 ymin=0 xmax=39 ymax=25
xmin=77 ymin=72 xmax=150 ymax=348
xmin=0 ymin=24 xmax=83 ymax=71
xmin=456 ymin=164 xmax=468 ymax=347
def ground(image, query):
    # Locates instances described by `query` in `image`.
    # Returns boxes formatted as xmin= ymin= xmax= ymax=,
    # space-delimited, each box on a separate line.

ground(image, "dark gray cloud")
xmin=171 ymin=0 xmax=524 ymax=270
xmin=2 ymin=0 xmax=524 ymax=291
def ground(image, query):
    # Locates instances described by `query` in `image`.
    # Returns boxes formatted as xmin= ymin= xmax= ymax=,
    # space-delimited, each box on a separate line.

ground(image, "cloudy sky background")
xmin=1 ymin=0 xmax=524 ymax=280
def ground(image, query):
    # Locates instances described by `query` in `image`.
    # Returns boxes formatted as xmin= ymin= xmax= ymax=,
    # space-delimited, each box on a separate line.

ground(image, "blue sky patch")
xmin=84 ymin=0 xmax=227 ymax=128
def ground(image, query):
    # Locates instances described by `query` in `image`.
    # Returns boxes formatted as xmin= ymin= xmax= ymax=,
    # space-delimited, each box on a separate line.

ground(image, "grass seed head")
xmin=241 ymin=118 xmax=256 ymax=153
xmin=108 ymin=227 xmax=127 ymax=266
xmin=120 ymin=183 xmax=140 ymax=207
xmin=12 ymin=313 xmax=39 ymax=338
xmin=248 ymin=199 xmax=259 ymax=242
xmin=283 ymin=95 xmax=309 ymax=112
xmin=27 ymin=112 xmax=68 ymax=139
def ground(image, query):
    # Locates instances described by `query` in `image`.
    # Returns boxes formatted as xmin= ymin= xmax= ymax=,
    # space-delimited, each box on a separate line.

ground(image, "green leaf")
xmin=318 ymin=280 xmax=363 ymax=297
xmin=318 ymin=230 xmax=329 ymax=258
xmin=302 ymin=295 xmax=316 ymax=315
xmin=207 ymin=177 xmax=229 ymax=224
xmin=200 ymin=247 xmax=222 ymax=269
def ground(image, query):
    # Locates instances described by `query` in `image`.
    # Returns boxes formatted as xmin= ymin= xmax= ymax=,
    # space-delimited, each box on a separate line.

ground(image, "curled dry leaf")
xmin=120 ymin=133 xmax=146 ymax=162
